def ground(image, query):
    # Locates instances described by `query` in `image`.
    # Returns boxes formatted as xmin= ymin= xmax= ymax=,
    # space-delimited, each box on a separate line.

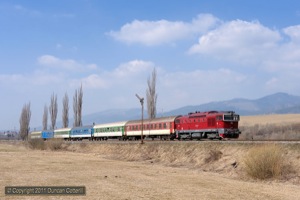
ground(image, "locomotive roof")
xmin=183 ymin=111 xmax=236 ymax=117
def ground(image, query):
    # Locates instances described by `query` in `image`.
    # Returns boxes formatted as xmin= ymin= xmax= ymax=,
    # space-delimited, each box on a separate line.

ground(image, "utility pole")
xmin=135 ymin=94 xmax=144 ymax=144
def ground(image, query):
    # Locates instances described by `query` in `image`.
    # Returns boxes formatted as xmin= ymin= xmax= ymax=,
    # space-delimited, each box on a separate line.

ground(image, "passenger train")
xmin=30 ymin=111 xmax=241 ymax=141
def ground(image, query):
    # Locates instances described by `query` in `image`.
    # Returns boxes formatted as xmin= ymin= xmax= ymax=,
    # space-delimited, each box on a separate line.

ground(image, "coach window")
xmin=163 ymin=123 xmax=167 ymax=129
xmin=159 ymin=123 xmax=162 ymax=129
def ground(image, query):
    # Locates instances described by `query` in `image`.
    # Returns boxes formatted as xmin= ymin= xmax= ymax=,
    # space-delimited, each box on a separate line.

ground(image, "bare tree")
xmin=146 ymin=68 xmax=158 ymax=119
xmin=62 ymin=92 xmax=69 ymax=128
xmin=73 ymin=84 xmax=83 ymax=127
xmin=19 ymin=102 xmax=31 ymax=140
xmin=73 ymin=89 xmax=78 ymax=127
xmin=42 ymin=104 xmax=48 ymax=130
xmin=77 ymin=84 xmax=83 ymax=127
xmin=49 ymin=93 xmax=58 ymax=130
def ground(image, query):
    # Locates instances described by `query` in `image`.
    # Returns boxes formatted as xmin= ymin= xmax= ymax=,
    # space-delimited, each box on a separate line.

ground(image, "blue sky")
xmin=1 ymin=0 xmax=300 ymax=130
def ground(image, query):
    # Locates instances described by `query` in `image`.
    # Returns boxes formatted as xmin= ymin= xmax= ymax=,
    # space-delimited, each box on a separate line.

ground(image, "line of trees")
xmin=19 ymin=85 xmax=83 ymax=140
xmin=19 ymin=67 xmax=158 ymax=141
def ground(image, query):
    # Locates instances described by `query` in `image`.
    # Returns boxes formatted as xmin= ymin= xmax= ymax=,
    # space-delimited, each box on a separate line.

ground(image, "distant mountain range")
xmin=82 ymin=92 xmax=300 ymax=125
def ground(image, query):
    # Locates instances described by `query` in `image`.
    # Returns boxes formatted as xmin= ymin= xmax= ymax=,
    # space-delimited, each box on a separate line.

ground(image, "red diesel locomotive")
xmin=174 ymin=111 xmax=241 ymax=140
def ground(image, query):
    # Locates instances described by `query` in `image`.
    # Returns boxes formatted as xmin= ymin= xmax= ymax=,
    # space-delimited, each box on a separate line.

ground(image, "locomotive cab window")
xmin=224 ymin=114 xmax=240 ymax=121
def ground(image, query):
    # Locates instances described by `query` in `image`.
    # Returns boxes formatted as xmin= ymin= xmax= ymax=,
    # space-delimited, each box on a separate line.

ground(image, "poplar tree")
xmin=42 ymin=104 xmax=48 ymax=130
xmin=19 ymin=102 xmax=31 ymax=140
xmin=146 ymin=68 xmax=157 ymax=119
xmin=62 ymin=92 xmax=69 ymax=128
xmin=49 ymin=93 xmax=58 ymax=130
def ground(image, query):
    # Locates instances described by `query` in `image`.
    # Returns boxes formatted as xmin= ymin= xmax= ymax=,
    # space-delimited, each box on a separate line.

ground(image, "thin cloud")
xmin=37 ymin=55 xmax=98 ymax=72
xmin=79 ymin=60 xmax=155 ymax=89
xmin=108 ymin=14 xmax=219 ymax=46
xmin=13 ymin=4 xmax=41 ymax=17
xmin=113 ymin=60 xmax=154 ymax=77
xmin=283 ymin=25 xmax=300 ymax=42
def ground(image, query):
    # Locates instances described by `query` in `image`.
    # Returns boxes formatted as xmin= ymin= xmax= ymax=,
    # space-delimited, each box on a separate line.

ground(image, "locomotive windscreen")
xmin=223 ymin=114 xmax=240 ymax=121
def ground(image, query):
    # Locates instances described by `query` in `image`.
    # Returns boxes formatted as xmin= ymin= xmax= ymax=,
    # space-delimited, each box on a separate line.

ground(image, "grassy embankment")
xmin=24 ymin=138 xmax=300 ymax=183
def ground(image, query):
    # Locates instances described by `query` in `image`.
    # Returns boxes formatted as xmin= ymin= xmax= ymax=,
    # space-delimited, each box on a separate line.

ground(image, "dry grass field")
xmin=1 ymin=140 xmax=300 ymax=200
xmin=240 ymin=114 xmax=300 ymax=126
xmin=239 ymin=114 xmax=300 ymax=140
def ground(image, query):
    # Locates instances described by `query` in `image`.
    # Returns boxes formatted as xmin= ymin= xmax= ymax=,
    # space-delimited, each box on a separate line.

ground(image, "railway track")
xmin=61 ymin=138 xmax=300 ymax=145
xmin=1 ymin=138 xmax=300 ymax=145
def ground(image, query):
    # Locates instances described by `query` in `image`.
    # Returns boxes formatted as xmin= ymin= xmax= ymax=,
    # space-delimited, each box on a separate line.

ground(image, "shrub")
xmin=28 ymin=139 xmax=46 ymax=150
xmin=47 ymin=139 xmax=64 ymax=151
xmin=243 ymin=144 xmax=285 ymax=180
xmin=204 ymin=149 xmax=223 ymax=163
